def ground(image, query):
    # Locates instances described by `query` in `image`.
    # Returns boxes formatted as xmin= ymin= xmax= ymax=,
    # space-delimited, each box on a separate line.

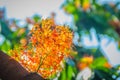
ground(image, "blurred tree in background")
xmin=57 ymin=0 xmax=120 ymax=80
xmin=0 ymin=7 xmax=41 ymax=53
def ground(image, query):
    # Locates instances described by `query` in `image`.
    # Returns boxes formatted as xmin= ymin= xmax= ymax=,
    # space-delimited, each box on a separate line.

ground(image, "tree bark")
xmin=0 ymin=51 xmax=44 ymax=80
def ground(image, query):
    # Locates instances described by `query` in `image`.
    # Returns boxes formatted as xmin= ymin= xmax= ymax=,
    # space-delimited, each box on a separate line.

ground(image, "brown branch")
xmin=0 ymin=51 xmax=44 ymax=80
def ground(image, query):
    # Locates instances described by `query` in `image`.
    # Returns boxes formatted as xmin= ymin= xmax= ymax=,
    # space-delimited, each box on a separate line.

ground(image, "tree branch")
xmin=0 ymin=51 xmax=44 ymax=80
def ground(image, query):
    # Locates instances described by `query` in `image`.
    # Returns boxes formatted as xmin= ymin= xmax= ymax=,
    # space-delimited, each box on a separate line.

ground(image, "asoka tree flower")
xmin=77 ymin=55 xmax=93 ymax=70
xmin=10 ymin=19 xmax=73 ymax=78
xmin=82 ymin=0 xmax=90 ymax=11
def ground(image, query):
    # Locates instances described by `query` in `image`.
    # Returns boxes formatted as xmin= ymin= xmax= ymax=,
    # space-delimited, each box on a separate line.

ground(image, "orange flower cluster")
xmin=83 ymin=1 xmax=90 ymax=11
xmin=104 ymin=62 xmax=112 ymax=68
xmin=10 ymin=19 xmax=73 ymax=78
xmin=74 ymin=0 xmax=90 ymax=11
xmin=78 ymin=55 xmax=93 ymax=70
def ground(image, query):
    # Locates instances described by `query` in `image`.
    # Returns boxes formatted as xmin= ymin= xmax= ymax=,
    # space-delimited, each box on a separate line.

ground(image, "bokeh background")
xmin=0 ymin=0 xmax=120 ymax=80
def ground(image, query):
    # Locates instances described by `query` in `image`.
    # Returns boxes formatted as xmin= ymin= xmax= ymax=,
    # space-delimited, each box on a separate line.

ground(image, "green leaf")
xmin=90 ymin=57 xmax=107 ymax=69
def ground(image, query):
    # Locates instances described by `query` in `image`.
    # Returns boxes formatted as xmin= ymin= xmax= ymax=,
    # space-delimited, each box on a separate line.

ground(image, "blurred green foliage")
xmin=63 ymin=0 xmax=120 ymax=39
xmin=57 ymin=0 xmax=120 ymax=80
